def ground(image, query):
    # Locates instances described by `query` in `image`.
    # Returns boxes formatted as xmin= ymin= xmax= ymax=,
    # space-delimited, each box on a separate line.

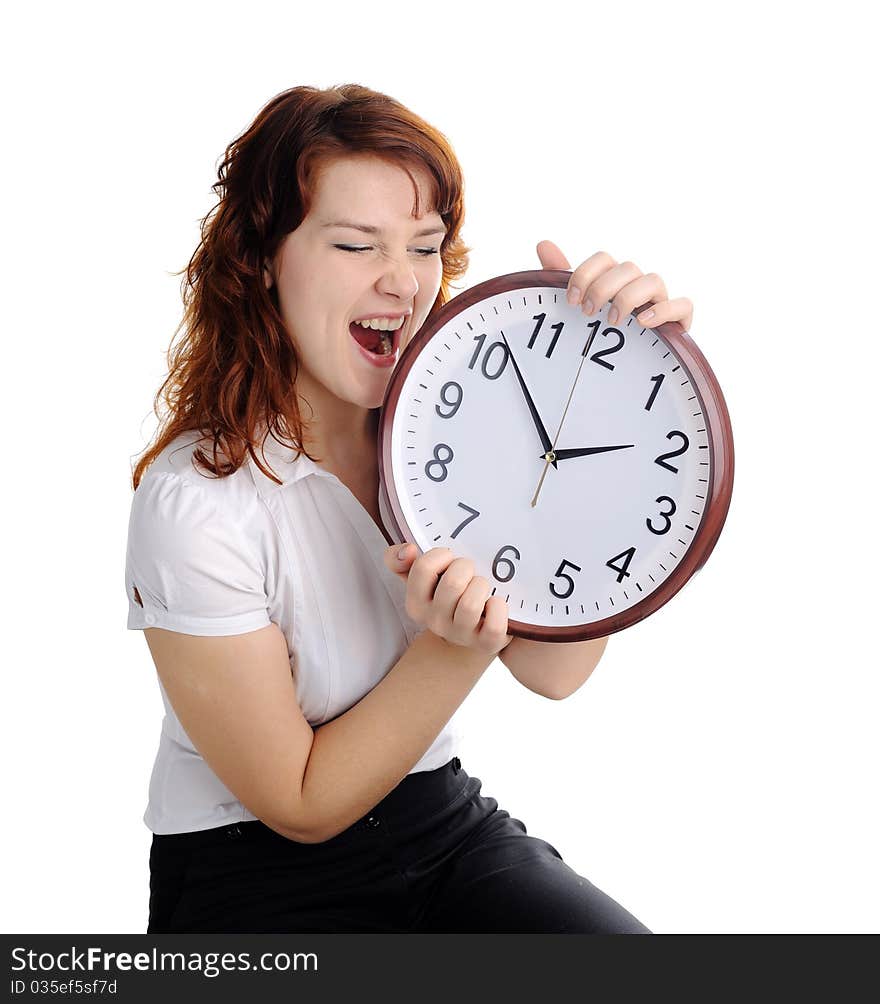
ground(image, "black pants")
xmin=148 ymin=757 xmax=650 ymax=933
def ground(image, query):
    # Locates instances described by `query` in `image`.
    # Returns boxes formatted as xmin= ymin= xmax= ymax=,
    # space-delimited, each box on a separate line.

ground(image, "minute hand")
xmin=546 ymin=444 xmax=635 ymax=462
xmin=500 ymin=332 xmax=557 ymax=468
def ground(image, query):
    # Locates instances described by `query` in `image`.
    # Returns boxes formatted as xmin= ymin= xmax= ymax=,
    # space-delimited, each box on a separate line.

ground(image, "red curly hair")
xmin=131 ymin=83 xmax=470 ymax=491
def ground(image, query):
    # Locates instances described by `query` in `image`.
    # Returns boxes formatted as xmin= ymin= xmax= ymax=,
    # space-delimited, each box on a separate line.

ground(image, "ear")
xmin=263 ymin=263 xmax=274 ymax=290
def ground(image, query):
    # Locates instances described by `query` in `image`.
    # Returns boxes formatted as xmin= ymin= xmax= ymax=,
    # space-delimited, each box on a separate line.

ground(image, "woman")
xmin=127 ymin=83 xmax=691 ymax=933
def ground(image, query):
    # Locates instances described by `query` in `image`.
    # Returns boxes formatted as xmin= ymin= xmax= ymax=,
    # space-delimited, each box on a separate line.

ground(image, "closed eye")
xmin=333 ymin=244 xmax=440 ymax=257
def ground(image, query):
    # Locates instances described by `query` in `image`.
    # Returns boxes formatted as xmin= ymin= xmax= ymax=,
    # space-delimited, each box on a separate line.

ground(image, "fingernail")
xmin=637 ymin=309 xmax=655 ymax=324
xmin=397 ymin=545 xmax=409 ymax=560
xmin=608 ymin=306 xmax=619 ymax=324
xmin=583 ymin=299 xmax=595 ymax=315
xmin=567 ymin=285 xmax=581 ymax=305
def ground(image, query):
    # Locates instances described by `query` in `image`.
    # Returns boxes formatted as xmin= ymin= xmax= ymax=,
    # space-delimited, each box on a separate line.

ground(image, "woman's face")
xmin=266 ymin=155 xmax=447 ymax=414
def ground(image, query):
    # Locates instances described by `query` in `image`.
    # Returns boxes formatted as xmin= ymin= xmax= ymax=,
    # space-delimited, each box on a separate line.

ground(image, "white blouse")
xmin=125 ymin=429 xmax=461 ymax=834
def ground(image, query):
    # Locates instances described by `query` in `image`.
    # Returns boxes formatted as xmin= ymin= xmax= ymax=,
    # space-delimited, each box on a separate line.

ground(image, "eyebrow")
xmin=320 ymin=219 xmax=447 ymax=238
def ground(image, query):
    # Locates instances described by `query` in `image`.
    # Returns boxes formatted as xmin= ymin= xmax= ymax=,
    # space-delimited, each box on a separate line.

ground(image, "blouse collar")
xmin=247 ymin=432 xmax=339 ymax=495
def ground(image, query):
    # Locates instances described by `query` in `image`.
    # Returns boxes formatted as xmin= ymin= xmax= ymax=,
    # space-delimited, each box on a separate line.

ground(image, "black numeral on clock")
xmin=424 ymin=443 xmax=454 ymax=482
xmin=450 ymin=502 xmax=480 ymax=539
xmin=654 ymin=431 xmax=689 ymax=473
xmin=646 ymin=496 xmax=676 ymax=535
xmin=529 ymin=313 xmax=564 ymax=358
xmin=492 ymin=545 xmax=520 ymax=583
xmin=606 ymin=546 xmax=636 ymax=583
xmin=468 ymin=333 xmax=509 ymax=380
xmin=435 ymin=381 xmax=463 ymax=419
xmin=586 ymin=321 xmax=625 ymax=370
xmin=645 ymin=373 xmax=664 ymax=411
xmin=549 ymin=558 xmax=582 ymax=599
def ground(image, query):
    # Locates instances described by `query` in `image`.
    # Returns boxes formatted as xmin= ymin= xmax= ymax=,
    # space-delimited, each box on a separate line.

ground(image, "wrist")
xmin=417 ymin=628 xmax=497 ymax=673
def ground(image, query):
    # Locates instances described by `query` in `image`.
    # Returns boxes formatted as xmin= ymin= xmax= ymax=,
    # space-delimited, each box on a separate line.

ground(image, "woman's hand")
xmin=536 ymin=240 xmax=694 ymax=332
xmin=383 ymin=544 xmax=514 ymax=656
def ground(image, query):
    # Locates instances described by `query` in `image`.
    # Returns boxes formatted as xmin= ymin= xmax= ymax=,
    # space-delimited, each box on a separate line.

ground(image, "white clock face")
xmin=386 ymin=284 xmax=712 ymax=631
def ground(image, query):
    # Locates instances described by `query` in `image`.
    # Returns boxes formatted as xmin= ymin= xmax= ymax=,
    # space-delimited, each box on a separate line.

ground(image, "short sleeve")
xmin=125 ymin=471 xmax=272 ymax=636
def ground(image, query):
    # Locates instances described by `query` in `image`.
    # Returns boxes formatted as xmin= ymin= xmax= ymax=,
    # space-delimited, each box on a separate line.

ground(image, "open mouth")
xmin=348 ymin=318 xmax=404 ymax=357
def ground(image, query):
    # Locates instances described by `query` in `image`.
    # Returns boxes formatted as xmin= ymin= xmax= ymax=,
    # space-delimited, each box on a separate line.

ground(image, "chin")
xmin=348 ymin=383 xmax=387 ymax=412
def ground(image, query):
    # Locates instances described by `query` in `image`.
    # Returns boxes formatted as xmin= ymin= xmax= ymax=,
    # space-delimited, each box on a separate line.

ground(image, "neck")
xmin=298 ymin=397 xmax=380 ymax=474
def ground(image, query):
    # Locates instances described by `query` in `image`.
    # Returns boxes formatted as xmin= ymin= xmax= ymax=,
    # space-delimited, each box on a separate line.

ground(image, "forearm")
xmin=295 ymin=630 xmax=493 ymax=842
xmin=499 ymin=634 xmax=608 ymax=699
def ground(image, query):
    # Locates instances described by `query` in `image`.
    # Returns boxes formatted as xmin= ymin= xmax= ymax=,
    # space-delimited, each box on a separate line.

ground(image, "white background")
xmin=2 ymin=0 xmax=877 ymax=935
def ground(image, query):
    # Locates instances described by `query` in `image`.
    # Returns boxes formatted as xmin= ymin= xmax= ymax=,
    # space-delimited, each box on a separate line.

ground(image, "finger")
xmin=601 ymin=272 xmax=668 ymax=326
xmin=384 ymin=542 xmax=417 ymax=576
xmin=430 ymin=557 xmax=475 ymax=630
xmin=477 ymin=595 xmax=510 ymax=652
xmin=566 ymin=250 xmax=618 ymax=307
xmin=579 ymin=260 xmax=643 ymax=317
xmin=451 ymin=575 xmax=492 ymax=640
xmin=636 ymin=296 xmax=694 ymax=331
xmin=536 ymin=239 xmax=571 ymax=271
xmin=407 ymin=547 xmax=457 ymax=612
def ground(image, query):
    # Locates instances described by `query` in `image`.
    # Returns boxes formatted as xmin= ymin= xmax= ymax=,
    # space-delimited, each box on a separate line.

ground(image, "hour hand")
xmin=500 ymin=332 xmax=557 ymax=468
xmin=543 ymin=444 xmax=636 ymax=462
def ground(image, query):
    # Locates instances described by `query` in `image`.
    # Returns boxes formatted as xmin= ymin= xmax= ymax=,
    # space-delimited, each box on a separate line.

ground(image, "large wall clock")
xmin=377 ymin=269 xmax=734 ymax=642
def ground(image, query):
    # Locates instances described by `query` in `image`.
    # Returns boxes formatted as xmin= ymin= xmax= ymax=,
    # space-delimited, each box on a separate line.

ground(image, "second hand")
xmin=530 ymin=326 xmax=599 ymax=509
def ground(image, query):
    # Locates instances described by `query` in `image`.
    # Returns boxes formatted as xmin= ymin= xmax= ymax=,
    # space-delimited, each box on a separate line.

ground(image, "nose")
xmin=376 ymin=253 xmax=419 ymax=302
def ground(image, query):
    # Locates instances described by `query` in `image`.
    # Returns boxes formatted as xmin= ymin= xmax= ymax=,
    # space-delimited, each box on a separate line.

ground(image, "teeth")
xmin=355 ymin=316 xmax=405 ymax=331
